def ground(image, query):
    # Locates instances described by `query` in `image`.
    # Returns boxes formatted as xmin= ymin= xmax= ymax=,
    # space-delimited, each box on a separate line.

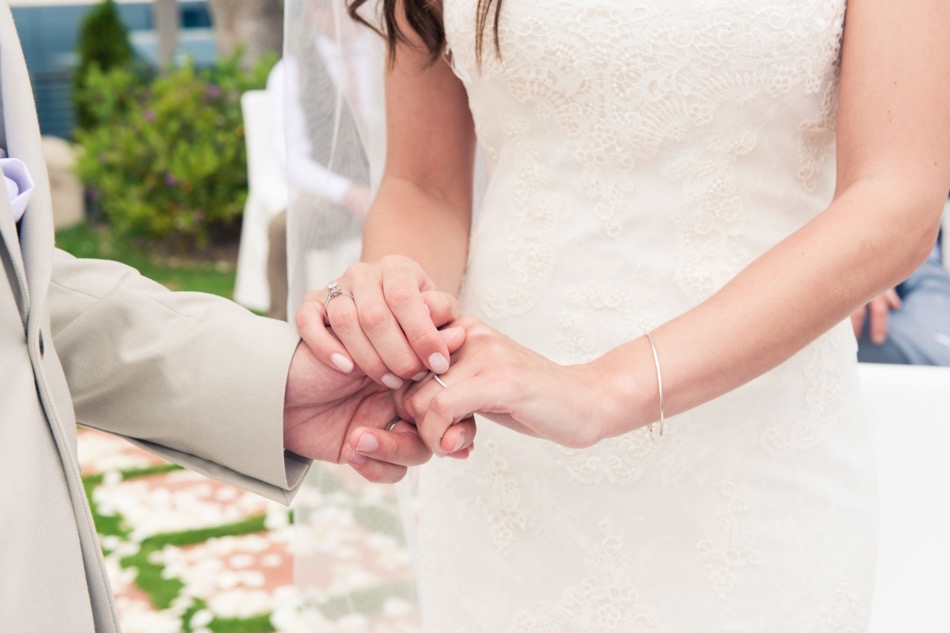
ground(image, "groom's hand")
xmin=282 ymin=326 xmax=473 ymax=483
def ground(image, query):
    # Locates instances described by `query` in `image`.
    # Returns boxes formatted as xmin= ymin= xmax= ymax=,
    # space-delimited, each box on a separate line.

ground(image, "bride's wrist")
xmin=582 ymin=337 xmax=659 ymax=440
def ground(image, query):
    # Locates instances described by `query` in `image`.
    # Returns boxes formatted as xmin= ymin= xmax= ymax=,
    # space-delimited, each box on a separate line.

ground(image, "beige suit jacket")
xmin=0 ymin=4 xmax=308 ymax=631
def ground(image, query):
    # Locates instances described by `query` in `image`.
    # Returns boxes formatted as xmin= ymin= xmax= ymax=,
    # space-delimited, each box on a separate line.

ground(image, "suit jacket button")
xmin=38 ymin=332 xmax=45 ymax=357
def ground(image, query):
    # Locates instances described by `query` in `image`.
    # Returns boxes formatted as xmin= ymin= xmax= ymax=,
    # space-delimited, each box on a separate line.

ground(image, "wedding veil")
xmin=282 ymin=0 xmax=423 ymax=630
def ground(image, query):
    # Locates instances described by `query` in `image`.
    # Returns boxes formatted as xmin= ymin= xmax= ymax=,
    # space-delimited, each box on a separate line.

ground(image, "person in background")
xmin=853 ymin=196 xmax=950 ymax=366
xmin=264 ymin=32 xmax=372 ymax=321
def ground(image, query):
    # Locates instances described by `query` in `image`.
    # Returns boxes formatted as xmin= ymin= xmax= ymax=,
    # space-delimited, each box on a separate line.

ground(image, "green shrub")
xmin=75 ymin=52 xmax=275 ymax=251
xmin=73 ymin=0 xmax=135 ymax=131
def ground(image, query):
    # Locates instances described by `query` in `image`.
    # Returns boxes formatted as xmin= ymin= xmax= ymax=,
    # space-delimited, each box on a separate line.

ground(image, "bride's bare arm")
xmin=402 ymin=0 xmax=950 ymax=451
xmin=363 ymin=23 xmax=476 ymax=293
xmin=295 ymin=1 xmax=476 ymax=389
xmin=596 ymin=0 xmax=950 ymax=434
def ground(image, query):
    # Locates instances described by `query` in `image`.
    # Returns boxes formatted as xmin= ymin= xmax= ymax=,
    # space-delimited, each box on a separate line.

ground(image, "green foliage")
xmin=74 ymin=53 xmax=275 ymax=251
xmin=56 ymin=222 xmax=238 ymax=297
xmin=73 ymin=0 xmax=135 ymax=130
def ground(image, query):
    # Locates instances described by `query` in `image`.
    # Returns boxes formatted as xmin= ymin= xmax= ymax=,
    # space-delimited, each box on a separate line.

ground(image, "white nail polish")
xmin=382 ymin=373 xmax=404 ymax=390
xmin=453 ymin=434 xmax=466 ymax=453
xmin=429 ymin=353 xmax=449 ymax=374
xmin=412 ymin=370 xmax=429 ymax=381
xmin=331 ymin=353 xmax=353 ymax=373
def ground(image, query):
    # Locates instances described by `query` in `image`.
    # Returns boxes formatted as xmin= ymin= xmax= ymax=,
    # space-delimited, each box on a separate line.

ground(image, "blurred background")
xmin=19 ymin=0 xmax=282 ymax=296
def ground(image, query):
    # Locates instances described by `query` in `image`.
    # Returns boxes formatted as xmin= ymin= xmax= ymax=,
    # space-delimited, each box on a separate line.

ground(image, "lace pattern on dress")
xmin=665 ymin=131 xmax=757 ymax=302
xmin=697 ymin=481 xmax=763 ymax=598
xmin=445 ymin=0 xmax=846 ymax=315
xmin=506 ymin=520 xmax=663 ymax=632
xmin=760 ymin=324 xmax=856 ymax=457
xmin=475 ymin=440 xmax=534 ymax=557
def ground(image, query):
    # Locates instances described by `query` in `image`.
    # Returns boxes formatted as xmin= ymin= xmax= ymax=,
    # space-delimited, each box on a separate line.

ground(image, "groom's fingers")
xmin=347 ymin=459 xmax=408 ymax=484
xmin=347 ymin=422 xmax=432 ymax=467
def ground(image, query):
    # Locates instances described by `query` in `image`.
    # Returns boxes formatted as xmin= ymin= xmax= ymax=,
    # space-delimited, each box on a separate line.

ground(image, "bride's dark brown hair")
xmin=346 ymin=0 xmax=502 ymax=64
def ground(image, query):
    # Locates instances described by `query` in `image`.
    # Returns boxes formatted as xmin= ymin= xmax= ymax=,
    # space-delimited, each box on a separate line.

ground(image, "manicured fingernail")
xmin=382 ymin=373 xmax=404 ymax=390
xmin=453 ymin=433 xmax=466 ymax=453
xmin=357 ymin=433 xmax=378 ymax=453
xmin=412 ymin=370 xmax=429 ymax=381
xmin=429 ymin=353 xmax=449 ymax=374
xmin=346 ymin=450 xmax=367 ymax=465
xmin=331 ymin=353 xmax=353 ymax=373
xmin=438 ymin=327 xmax=463 ymax=345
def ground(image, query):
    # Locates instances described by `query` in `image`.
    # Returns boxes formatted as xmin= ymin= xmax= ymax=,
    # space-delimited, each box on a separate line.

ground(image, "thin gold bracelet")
xmin=644 ymin=332 xmax=665 ymax=441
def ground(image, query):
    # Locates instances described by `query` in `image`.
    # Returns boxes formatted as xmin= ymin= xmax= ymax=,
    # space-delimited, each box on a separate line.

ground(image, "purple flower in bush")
xmin=206 ymin=84 xmax=222 ymax=99
xmin=143 ymin=110 xmax=156 ymax=123
xmin=164 ymin=173 xmax=177 ymax=187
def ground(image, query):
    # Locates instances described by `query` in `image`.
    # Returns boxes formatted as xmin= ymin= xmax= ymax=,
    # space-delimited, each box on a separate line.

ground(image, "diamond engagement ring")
xmin=324 ymin=281 xmax=354 ymax=310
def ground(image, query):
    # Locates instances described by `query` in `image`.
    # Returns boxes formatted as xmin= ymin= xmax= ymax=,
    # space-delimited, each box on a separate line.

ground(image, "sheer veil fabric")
xmin=284 ymin=1 xmax=429 ymax=630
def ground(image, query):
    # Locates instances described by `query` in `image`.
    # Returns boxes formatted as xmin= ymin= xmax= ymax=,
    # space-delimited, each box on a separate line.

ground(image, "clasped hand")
xmin=293 ymin=256 xmax=640 ymax=482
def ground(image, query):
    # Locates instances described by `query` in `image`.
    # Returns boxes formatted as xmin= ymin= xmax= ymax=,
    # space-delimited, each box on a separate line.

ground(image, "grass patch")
xmin=120 ymin=515 xmax=269 ymax=609
xmin=56 ymin=222 xmax=237 ymax=297
xmin=83 ymin=463 xmax=185 ymax=540
xmin=209 ymin=613 xmax=276 ymax=633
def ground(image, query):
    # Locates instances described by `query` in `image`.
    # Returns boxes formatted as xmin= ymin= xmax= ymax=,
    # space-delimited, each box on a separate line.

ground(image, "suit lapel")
xmin=0 ymin=1 xmax=52 ymax=339
xmin=0 ymin=11 xmax=122 ymax=630
xmin=0 ymin=61 xmax=29 ymax=322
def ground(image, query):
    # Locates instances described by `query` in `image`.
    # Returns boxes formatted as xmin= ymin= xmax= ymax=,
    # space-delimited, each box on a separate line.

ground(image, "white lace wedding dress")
xmin=413 ymin=0 xmax=878 ymax=630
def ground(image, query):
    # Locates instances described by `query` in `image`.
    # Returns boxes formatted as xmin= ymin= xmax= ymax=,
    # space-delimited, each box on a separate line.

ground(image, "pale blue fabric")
xmin=858 ymin=233 xmax=950 ymax=367
xmin=0 ymin=154 xmax=34 ymax=222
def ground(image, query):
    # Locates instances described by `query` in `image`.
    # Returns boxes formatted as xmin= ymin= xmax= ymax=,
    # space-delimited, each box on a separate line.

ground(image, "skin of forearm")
xmin=593 ymin=179 xmax=945 ymax=439
xmin=361 ymin=176 xmax=472 ymax=295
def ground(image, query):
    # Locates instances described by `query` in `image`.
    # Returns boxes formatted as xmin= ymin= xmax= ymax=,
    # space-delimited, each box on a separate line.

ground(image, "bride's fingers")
xmin=295 ymin=291 xmax=355 ymax=374
xmin=402 ymin=373 xmax=450 ymax=426
xmin=420 ymin=291 xmax=460 ymax=328
xmin=383 ymin=269 xmax=452 ymax=374
xmin=439 ymin=417 xmax=477 ymax=456
xmin=327 ymin=282 xmax=404 ymax=389
xmin=416 ymin=377 xmax=535 ymax=456
xmin=401 ymin=375 xmax=471 ymax=455
xmin=351 ymin=270 xmax=426 ymax=384
xmin=417 ymin=378 xmax=503 ymax=456
xmin=346 ymin=421 xmax=432 ymax=467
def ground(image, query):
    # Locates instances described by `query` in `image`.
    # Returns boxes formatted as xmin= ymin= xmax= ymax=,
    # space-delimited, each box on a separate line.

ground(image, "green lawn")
xmin=56 ymin=222 xmax=238 ymax=297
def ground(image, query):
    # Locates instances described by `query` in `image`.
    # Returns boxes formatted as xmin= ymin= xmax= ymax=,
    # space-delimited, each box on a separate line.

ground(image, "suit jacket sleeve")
xmin=47 ymin=249 xmax=310 ymax=504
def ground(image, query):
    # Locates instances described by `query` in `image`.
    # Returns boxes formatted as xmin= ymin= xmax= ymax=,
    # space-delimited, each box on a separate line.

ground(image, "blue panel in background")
xmin=12 ymin=2 xmax=213 ymax=140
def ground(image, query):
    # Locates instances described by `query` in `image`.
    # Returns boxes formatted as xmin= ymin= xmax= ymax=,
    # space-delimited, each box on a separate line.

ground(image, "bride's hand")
xmin=295 ymin=256 xmax=459 ymax=390
xmin=398 ymin=317 xmax=641 ymax=454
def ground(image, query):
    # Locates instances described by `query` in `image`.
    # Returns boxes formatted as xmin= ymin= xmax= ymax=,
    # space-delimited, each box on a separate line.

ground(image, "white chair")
xmin=234 ymin=90 xmax=288 ymax=312
xmin=862 ymin=363 xmax=950 ymax=632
